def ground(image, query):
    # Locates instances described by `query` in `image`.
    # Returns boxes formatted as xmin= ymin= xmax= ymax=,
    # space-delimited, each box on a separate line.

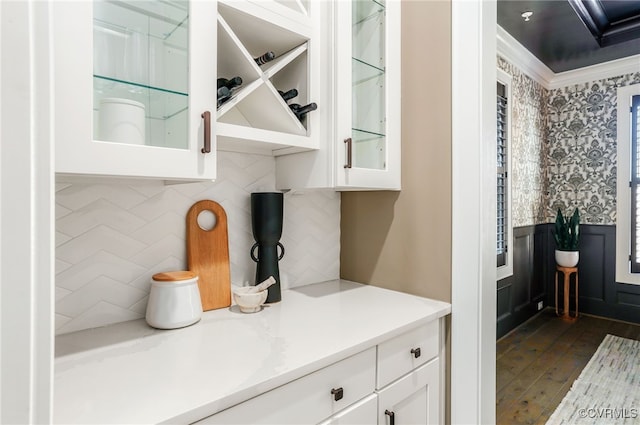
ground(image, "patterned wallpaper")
xmin=546 ymin=72 xmax=640 ymax=224
xmin=498 ymin=54 xmax=640 ymax=226
xmin=55 ymin=151 xmax=340 ymax=335
xmin=498 ymin=56 xmax=549 ymax=227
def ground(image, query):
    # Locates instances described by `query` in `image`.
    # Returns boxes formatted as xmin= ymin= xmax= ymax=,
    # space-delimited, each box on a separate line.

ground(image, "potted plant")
xmin=553 ymin=208 xmax=580 ymax=267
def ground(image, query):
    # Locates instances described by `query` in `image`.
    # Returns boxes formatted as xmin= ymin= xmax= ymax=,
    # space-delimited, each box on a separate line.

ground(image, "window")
xmin=497 ymin=82 xmax=507 ymax=267
xmin=616 ymin=84 xmax=640 ymax=284
xmin=497 ymin=69 xmax=513 ymax=280
xmin=631 ymin=94 xmax=640 ymax=272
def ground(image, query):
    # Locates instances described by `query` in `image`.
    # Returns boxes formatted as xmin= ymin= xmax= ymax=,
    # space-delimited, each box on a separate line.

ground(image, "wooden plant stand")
xmin=555 ymin=265 xmax=578 ymax=321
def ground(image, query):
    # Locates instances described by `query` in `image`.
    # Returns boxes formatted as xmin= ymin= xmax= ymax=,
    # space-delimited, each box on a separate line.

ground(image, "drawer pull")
xmin=330 ymin=387 xmax=344 ymax=401
xmin=385 ymin=409 xmax=395 ymax=425
xmin=411 ymin=347 xmax=421 ymax=358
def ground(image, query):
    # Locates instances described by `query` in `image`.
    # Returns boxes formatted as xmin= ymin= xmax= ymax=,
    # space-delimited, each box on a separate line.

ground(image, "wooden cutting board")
xmin=186 ymin=200 xmax=231 ymax=311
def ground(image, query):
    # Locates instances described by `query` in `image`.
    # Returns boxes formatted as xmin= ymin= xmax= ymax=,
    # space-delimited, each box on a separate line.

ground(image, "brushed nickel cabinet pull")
xmin=331 ymin=387 xmax=344 ymax=401
xmin=385 ymin=409 xmax=395 ymax=425
xmin=411 ymin=347 xmax=421 ymax=358
xmin=344 ymin=137 xmax=352 ymax=168
xmin=201 ymin=111 xmax=211 ymax=154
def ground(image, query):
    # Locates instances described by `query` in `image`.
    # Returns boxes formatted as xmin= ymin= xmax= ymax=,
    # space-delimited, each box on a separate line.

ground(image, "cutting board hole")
xmin=197 ymin=210 xmax=217 ymax=231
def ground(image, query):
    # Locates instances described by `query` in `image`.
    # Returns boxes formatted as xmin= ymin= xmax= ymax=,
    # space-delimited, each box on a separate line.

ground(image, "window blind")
xmin=497 ymin=82 xmax=507 ymax=268
xmin=631 ymin=95 xmax=640 ymax=272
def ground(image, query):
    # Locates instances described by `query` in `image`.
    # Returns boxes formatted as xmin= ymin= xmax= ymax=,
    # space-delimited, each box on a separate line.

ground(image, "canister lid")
xmin=152 ymin=271 xmax=197 ymax=282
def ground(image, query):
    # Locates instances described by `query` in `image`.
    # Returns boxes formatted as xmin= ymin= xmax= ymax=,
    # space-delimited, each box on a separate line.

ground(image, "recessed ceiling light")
xmin=521 ymin=11 xmax=533 ymax=21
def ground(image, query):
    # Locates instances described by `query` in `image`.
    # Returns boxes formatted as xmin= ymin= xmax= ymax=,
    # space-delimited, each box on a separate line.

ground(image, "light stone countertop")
xmin=54 ymin=280 xmax=451 ymax=424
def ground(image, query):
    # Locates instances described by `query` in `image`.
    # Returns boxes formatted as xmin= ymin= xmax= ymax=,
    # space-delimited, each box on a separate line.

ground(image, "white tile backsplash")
xmin=55 ymin=151 xmax=340 ymax=335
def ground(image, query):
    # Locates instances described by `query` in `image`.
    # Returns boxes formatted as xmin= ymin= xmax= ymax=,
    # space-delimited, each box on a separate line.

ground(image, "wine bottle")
xmin=254 ymin=51 xmax=276 ymax=66
xmin=217 ymin=86 xmax=231 ymax=107
xmin=289 ymin=102 xmax=317 ymax=120
xmin=217 ymin=76 xmax=243 ymax=91
xmin=278 ymin=88 xmax=298 ymax=102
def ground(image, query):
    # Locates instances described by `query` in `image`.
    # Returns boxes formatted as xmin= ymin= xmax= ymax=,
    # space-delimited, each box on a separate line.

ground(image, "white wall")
xmin=55 ymin=151 xmax=340 ymax=334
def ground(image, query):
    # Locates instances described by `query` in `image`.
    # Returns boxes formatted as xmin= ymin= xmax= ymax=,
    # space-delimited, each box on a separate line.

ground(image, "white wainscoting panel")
xmin=55 ymin=152 xmax=340 ymax=334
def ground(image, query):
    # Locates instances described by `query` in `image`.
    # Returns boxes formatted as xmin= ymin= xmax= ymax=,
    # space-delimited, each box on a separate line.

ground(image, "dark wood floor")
xmin=496 ymin=309 xmax=640 ymax=424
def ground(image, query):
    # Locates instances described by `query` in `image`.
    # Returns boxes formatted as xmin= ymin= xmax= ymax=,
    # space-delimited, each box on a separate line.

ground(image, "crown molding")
xmin=497 ymin=25 xmax=640 ymax=91
xmin=497 ymin=25 xmax=554 ymax=89
xmin=549 ymin=54 xmax=640 ymax=89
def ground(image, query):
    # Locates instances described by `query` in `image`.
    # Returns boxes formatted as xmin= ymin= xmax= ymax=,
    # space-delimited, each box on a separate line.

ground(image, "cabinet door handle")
xmin=344 ymin=137 xmax=352 ymax=168
xmin=385 ymin=409 xmax=395 ymax=425
xmin=330 ymin=387 xmax=344 ymax=401
xmin=411 ymin=347 xmax=421 ymax=358
xmin=201 ymin=111 xmax=211 ymax=154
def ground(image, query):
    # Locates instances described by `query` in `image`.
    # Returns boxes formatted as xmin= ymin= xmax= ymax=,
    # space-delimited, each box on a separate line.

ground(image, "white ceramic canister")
xmin=146 ymin=271 xmax=203 ymax=329
xmin=97 ymin=97 xmax=145 ymax=145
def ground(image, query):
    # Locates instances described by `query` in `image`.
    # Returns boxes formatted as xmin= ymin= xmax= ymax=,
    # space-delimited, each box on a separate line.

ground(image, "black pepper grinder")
xmin=250 ymin=192 xmax=284 ymax=303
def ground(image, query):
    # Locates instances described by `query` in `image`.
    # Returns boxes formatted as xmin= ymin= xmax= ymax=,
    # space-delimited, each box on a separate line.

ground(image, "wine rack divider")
xmin=216 ymin=0 xmax=320 ymax=155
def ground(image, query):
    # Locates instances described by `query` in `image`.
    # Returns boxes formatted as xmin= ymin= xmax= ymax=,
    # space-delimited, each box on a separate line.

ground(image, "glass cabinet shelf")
xmin=352 ymin=128 xmax=386 ymax=170
xmin=93 ymin=0 xmax=189 ymax=96
xmin=353 ymin=57 xmax=385 ymax=75
xmin=93 ymin=75 xmax=187 ymax=120
xmin=352 ymin=127 xmax=385 ymax=140
xmin=353 ymin=0 xmax=385 ymax=26
xmin=94 ymin=0 xmax=188 ymax=42
xmin=352 ymin=57 xmax=385 ymax=138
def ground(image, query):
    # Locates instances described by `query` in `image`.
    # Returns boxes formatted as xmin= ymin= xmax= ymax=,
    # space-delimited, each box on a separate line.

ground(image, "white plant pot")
xmin=555 ymin=250 xmax=579 ymax=267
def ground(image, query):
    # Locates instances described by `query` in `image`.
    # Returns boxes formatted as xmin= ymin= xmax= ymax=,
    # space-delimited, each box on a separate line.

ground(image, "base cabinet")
xmin=195 ymin=318 xmax=444 ymax=424
xmin=377 ymin=359 xmax=440 ymax=425
xmin=194 ymin=348 xmax=376 ymax=425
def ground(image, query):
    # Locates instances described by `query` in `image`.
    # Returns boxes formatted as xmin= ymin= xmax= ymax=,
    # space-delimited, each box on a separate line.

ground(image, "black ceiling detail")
xmin=498 ymin=0 xmax=640 ymax=73
xmin=568 ymin=0 xmax=640 ymax=47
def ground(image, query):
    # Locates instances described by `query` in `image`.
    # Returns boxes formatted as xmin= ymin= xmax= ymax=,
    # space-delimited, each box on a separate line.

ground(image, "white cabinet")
xmin=335 ymin=0 xmax=401 ymax=190
xmin=276 ymin=0 xmax=401 ymax=191
xmin=376 ymin=320 xmax=442 ymax=425
xmin=195 ymin=347 xmax=376 ymax=424
xmin=197 ymin=319 xmax=443 ymax=425
xmin=377 ymin=359 xmax=440 ymax=425
xmin=215 ymin=0 xmax=322 ymax=156
xmin=53 ymin=0 xmax=217 ymax=180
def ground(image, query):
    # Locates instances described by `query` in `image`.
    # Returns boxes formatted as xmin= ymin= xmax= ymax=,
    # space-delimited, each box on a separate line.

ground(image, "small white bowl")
xmin=233 ymin=287 xmax=268 ymax=313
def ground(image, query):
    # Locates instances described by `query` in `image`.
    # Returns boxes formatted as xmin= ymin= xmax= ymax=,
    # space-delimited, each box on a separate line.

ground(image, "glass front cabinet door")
xmin=335 ymin=0 xmax=400 ymax=190
xmin=53 ymin=0 xmax=216 ymax=180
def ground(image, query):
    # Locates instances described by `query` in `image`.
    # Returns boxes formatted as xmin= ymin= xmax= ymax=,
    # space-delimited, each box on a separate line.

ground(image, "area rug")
xmin=546 ymin=334 xmax=640 ymax=424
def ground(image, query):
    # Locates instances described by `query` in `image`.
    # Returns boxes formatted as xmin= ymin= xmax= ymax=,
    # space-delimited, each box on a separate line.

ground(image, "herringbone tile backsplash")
xmin=55 ymin=152 xmax=340 ymax=335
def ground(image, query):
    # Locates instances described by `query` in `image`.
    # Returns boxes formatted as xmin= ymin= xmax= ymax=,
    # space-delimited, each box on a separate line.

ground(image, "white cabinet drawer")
xmin=317 ymin=394 xmax=377 ymax=425
xmin=196 ymin=347 xmax=376 ymax=424
xmin=377 ymin=320 xmax=439 ymax=389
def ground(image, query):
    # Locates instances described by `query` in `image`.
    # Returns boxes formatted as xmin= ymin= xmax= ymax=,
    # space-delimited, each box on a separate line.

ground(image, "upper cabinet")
xmin=276 ymin=0 xmax=401 ymax=191
xmin=51 ymin=0 xmax=399 ymax=187
xmin=53 ymin=0 xmax=217 ymax=180
xmin=336 ymin=0 xmax=401 ymax=190
xmin=215 ymin=0 xmax=322 ymax=156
